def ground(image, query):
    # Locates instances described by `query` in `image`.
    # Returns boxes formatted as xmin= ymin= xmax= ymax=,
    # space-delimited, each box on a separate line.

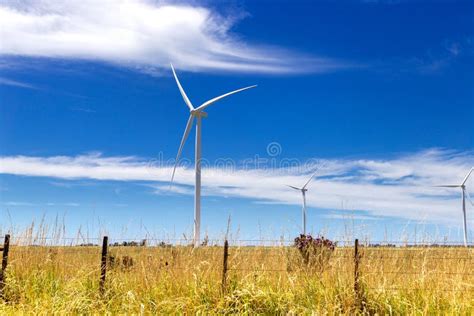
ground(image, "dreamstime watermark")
xmin=266 ymin=142 xmax=282 ymax=157
xmin=147 ymin=141 xmax=322 ymax=175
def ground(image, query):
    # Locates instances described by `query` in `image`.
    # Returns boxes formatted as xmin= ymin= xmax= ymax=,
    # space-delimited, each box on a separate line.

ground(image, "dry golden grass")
xmin=0 ymin=238 xmax=472 ymax=314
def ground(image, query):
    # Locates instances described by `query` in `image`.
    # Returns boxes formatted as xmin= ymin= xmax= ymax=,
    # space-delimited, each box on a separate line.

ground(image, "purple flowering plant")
xmin=294 ymin=234 xmax=336 ymax=268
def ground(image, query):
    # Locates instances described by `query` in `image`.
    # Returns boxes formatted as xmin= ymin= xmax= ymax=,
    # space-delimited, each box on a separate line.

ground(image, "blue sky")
xmin=0 ymin=0 xmax=473 ymax=243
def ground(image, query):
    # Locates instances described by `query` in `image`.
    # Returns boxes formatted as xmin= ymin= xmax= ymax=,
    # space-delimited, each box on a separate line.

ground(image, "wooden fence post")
xmin=0 ymin=234 xmax=10 ymax=299
xmin=221 ymin=240 xmax=229 ymax=294
xmin=99 ymin=236 xmax=108 ymax=295
xmin=354 ymin=238 xmax=361 ymax=310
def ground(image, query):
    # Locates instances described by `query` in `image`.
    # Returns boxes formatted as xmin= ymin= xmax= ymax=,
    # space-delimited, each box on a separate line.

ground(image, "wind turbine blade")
xmin=433 ymin=185 xmax=462 ymax=188
xmin=171 ymin=115 xmax=195 ymax=184
xmin=170 ymin=63 xmax=194 ymax=111
xmin=302 ymin=167 xmax=320 ymax=189
xmin=194 ymin=85 xmax=257 ymax=112
xmin=461 ymin=167 xmax=474 ymax=186
xmin=286 ymin=185 xmax=301 ymax=191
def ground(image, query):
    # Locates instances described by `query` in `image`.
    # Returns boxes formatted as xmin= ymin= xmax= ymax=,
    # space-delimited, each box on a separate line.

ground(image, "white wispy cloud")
xmin=3 ymin=201 xmax=35 ymax=206
xmin=0 ymin=0 xmax=349 ymax=74
xmin=46 ymin=202 xmax=80 ymax=207
xmin=3 ymin=201 xmax=79 ymax=207
xmin=0 ymin=149 xmax=473 ymax=224
xmin=322 ymin=213 xmax=382 ymax=221
xmin=0 ymin=77 xmax=36 ymax=89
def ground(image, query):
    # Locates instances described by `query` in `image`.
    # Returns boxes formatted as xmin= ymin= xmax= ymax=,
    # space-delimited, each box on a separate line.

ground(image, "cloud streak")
xmin=0 ymin=77 xmax=36 ymax=89
xmin=0 ymin=149 xmax=473 ymax=224
xmin=0 ymin=0 xmax=349 ymax=74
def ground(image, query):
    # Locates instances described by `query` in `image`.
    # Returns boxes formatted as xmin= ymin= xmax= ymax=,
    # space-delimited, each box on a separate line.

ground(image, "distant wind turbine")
xmin=287 ymin=169 xmax=320 ymax=235
xmin=435 ymin=167 xmax=473 ymax=247
xmin=170 ymin=64 xmax=257 ymax=247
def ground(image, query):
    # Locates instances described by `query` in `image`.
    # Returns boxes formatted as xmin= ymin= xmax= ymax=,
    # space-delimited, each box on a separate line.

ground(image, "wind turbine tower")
xmin=435 ymin=167 xmax=473 ymax=247
xmin=170 ymin=64 xmax=256 ymax=247
xmin=287 ymin=169 xmax=320 ymax=235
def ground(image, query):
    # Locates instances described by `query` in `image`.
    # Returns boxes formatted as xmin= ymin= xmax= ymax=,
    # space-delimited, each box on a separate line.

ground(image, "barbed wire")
xmin=366 ymin=287 xmax=474 ymax=292
xmin=5 ymin=236 xmax=474 ymax=245
xmin=154 ymin=266 xmax=474 ymax=278
xmin=17 ymin=249 xmax=473 ymax=262
xmin=359 ymin=256 xmax=474 ymax=260
xmin=361 ymin=270 xmax=474 ymax=276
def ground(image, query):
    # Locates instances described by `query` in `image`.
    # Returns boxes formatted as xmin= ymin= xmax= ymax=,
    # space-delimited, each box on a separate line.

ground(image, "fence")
xmin=0 ymin=234 xmax=10 ymax=299
xmin=0 ymin=234 xmax=473 ymax=307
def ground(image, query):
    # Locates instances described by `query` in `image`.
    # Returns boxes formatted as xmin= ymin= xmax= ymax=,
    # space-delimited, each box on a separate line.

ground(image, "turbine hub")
xmin=191 ymin=110 xmax=208 ymax=118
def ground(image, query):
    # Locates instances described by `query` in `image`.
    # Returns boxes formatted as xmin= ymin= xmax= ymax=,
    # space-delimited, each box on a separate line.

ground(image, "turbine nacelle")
xmin=287 ymin=185 xmax=304 ymax=192
xmin=191 ymin=110 xmax=207 ymax=118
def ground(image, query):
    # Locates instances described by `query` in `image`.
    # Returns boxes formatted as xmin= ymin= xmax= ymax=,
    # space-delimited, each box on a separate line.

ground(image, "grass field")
xmin=0 ymin=237 xmax=472 ymax=314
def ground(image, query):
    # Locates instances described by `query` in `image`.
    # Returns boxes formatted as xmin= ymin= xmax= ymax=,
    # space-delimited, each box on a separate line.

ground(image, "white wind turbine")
xmin=435 ymin=167 xmax=473 ymax=247
xmin=170 ymin=64 xmax=256 ymax=247
xmin=287 ymin=169 xmax=320 ymax=235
